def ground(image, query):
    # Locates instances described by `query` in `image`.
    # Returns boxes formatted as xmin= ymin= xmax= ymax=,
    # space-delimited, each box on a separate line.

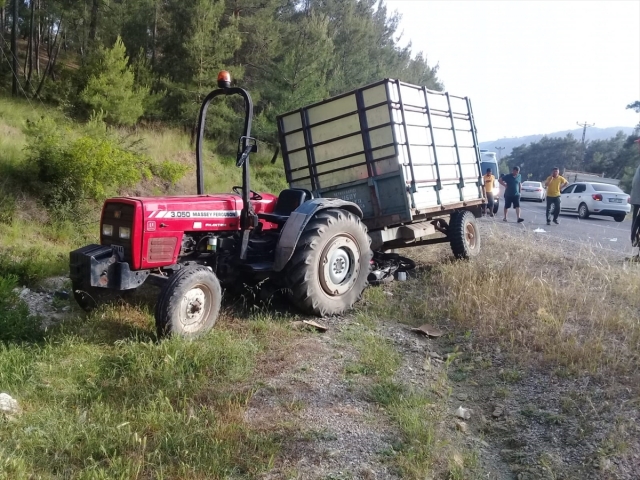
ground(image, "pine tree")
xmin=79 ymin=36 xmax=149 ymax=126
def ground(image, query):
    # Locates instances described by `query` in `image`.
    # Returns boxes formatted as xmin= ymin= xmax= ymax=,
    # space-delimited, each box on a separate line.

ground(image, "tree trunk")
xmin=151 ymin=0 xmax=158 ymax=67
xmin=36 ymin=16 xmax=62 ymax=98
xmin=11 ymin=0 xmax=18 ymax=96
xmin=88 ymin=0 xmax=98 ymax=42
xmin=25 ymin=0 xmax=35 ymax=86
xmin=35 ymin=0 xmax=40 ymax=77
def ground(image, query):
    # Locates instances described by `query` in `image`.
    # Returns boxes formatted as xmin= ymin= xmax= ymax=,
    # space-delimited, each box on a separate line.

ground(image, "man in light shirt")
xmin=483 ymin=168 xmax=495 ymax=217
xmin=544 ymin=167 xmax=568 ymax=226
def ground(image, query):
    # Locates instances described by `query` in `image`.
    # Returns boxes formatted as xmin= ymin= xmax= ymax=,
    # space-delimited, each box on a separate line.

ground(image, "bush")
xmin=0 ymin=275 xmax=44 ymax=343
xmin=150 ymin=160 xmax=190 ymax=185
xmin=24 ymin=116 xmax=151 ymax=216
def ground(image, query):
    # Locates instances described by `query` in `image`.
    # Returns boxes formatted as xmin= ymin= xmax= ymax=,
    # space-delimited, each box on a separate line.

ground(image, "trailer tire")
xmin=155 ymin=265 xmax=221 ymax=338
xmin=449 ymin=211 xmax=481 ymax=259
xmin=286 ymin=208 xmax=372 ymax=316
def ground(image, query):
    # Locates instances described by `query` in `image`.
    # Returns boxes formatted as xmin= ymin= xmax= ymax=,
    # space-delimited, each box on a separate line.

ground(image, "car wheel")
xmin=614 ymin=214 xmax=626 ymax=223
xmin=578 ymin=203 xmax=590 ymax=219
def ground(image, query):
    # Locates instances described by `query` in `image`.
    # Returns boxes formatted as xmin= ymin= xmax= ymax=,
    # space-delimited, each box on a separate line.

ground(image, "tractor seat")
xmin=259 ymin=188 xmax=313 ymax=225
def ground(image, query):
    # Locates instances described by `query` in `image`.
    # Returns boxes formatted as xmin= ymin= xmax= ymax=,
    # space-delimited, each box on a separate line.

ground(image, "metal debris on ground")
xmin=410 ymin=323 xmax=444 ymax=338
xmin=291 ymin=320 xmax=328 ymax=332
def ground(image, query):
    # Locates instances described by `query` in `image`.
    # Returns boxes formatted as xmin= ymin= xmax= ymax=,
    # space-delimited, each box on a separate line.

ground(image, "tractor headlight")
xmin=119 ymin=227 xmax=131 ymax=240
xmin=102 ymin=224 xmax=113 ymax=236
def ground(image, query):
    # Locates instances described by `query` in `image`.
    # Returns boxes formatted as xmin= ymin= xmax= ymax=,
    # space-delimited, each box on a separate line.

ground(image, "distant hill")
xmin=479 ymin=127 xmax=635 ymax=157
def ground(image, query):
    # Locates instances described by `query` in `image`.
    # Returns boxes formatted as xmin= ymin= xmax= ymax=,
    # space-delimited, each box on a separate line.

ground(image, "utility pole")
xmin=495 ymin=146 xmax=505 ymax=161
xmin=577 ymin=121 xmax=595 ymax=164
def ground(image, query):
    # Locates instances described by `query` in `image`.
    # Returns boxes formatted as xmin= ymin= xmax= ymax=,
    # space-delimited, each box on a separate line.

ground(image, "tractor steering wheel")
xmin=232 ymin=186 xmax=262 ymax=201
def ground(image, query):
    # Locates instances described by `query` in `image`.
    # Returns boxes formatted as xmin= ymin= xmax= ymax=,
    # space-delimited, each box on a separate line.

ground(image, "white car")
xmin=554 ymin=182 xmax=630 ymax=222
xmin=520 ymin=181 xmax=546 ymax=202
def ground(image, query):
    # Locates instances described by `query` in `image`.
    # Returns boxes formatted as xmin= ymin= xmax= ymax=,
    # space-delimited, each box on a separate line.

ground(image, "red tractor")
xmin=70 ymin=73 xmax=486 ymax=337
xmin=70 ymin=71 xmax=373 ymax=337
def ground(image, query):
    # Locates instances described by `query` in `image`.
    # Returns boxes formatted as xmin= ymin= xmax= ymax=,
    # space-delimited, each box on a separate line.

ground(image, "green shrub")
xmin=24 ymin=116 xmax=151 ymax=215
xmin=150 ymin=160 xmax=190 ymax=185
xmin=0 ymin=275 xmax=44 ymax=343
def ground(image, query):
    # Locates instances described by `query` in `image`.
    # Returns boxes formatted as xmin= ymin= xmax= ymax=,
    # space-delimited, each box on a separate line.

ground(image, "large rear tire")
xmin=155 ymin=265 xmax=222 ymax=338
xmin=286 ymin=208 xmax=372 ymax=316
xmin=449 ymin=211 xmax=481 ymax=259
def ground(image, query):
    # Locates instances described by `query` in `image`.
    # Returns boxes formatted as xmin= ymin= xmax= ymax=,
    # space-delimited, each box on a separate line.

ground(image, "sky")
xmin=388 ymin=0 xmax=640 ymax=142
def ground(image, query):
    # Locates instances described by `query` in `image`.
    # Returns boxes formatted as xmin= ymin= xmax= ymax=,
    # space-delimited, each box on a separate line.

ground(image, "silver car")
xmin=555 ymin=182 xmax=630 ymax=222
xmin=520 ymin=181 xmax=546 ymax=202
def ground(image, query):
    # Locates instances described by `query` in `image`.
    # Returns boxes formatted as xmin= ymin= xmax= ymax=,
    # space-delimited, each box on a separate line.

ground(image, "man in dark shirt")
xmin=499 ymin=166 xmax=524 ymax=223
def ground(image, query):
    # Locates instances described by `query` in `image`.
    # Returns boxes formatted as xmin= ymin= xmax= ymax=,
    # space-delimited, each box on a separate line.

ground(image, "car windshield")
xmin=592 ymin=184 xmax=623 ymax=193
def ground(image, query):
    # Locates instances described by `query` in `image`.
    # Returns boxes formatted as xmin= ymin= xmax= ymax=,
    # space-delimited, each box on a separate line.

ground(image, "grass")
xmin=384 ymin=225 xmax=640 ymax=382
xmin=0 ymin=293 xmax=295 ymax=478
xmin=0 ymin=93 xmax=292 ymax=478
xmin=342 ymin=291 xmax=478 ymax=480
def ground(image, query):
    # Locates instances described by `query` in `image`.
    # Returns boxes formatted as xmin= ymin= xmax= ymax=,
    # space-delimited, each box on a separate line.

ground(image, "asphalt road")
xmin=484 ymin=198 xmax=636 ymax=257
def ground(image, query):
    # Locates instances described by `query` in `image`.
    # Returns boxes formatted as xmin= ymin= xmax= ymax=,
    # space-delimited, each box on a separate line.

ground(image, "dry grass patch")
xmin=382 ymin=227 xmax=640 ymax=381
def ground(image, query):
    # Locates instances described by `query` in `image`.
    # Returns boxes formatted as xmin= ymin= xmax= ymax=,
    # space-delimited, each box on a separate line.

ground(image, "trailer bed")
xmin=277 ymin=79 xmax=484 ymax=230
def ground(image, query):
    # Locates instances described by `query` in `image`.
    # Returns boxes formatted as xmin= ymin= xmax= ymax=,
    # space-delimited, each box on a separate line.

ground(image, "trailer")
xmin=277 ymin=79 xmax=485 ymax=256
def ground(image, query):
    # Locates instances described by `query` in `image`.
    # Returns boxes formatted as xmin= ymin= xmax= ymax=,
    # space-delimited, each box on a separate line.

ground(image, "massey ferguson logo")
xmin=147 ymin=210 xmax=240 ymax=219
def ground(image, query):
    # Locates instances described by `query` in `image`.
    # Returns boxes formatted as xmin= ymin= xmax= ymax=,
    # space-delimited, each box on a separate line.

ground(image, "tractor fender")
xmin=273 ymin=198 xmax=363 ymax=272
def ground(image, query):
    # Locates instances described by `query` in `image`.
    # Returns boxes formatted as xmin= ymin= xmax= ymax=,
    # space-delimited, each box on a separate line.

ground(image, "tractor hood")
xmin=104 ymin=193 xmax=278 ymax=232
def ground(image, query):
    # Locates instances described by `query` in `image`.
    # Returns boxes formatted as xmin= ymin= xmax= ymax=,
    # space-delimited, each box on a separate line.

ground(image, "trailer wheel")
xmin=449 ymin=211 xmax=481 ymax=259
xmin=286 ymin=208 xmax=372 ymax=316
xmin=155 ymin=266 xmax=221 ymax=338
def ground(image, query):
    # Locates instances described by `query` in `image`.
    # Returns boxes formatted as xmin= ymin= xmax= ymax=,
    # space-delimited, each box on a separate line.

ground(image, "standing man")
xmin=499 ymin=166 xmax=524 ymax=223
xmin=483 ymin=168 xmax=496 ymax=217
xmin=544 ymin=167 xmax=569 ymax=226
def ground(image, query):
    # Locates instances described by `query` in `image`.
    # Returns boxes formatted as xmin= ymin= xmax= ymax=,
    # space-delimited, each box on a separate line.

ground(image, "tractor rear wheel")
xmin=155 ymin=265 xmax=222 ymax=338
xmin=449 ymin=211 xmax=481 ymax=259
xmin=286 ymin=208 xmax=372 ymax=316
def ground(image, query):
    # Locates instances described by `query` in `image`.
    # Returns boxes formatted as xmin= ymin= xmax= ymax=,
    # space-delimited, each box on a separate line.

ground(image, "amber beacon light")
xmin=217 ymin=71 xmax=231 ymax=89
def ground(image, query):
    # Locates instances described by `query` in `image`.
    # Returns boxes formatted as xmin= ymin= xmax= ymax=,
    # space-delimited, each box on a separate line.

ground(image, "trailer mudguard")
xmin=273 ymin=199 xmax=363 ymax=272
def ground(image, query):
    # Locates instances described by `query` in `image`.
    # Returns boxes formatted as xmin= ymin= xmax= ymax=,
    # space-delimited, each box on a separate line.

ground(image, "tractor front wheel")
xmin=286 ymin=208 xmax=372 ymax=316
xmin=155 ymin=265 xmax=222 ymax=338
